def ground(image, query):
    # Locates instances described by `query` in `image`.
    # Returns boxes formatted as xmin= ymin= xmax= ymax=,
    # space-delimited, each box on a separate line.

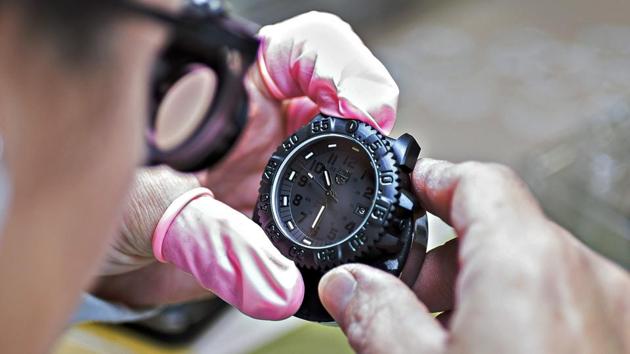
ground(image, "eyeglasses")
xmin=109 ymin=0 xmax=260 ymax=172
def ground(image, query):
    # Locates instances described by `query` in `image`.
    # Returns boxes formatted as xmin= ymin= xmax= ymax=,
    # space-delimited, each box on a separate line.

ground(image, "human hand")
xmin=201 ymin=11 xmax=399 ymax=215
xmin=318 ymin=158 xmax=630 ymax=354
xmin=92 ymin=167 xmax=304 ymax=320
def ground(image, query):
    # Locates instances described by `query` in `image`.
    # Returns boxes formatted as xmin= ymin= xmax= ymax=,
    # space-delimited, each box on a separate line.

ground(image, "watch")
xmin=254 ymin=114 xmax=428 ymax=322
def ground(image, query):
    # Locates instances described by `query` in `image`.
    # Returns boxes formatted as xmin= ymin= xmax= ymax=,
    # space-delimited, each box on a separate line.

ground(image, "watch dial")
xmin=273 ymin=135 xmax=377 ymax=249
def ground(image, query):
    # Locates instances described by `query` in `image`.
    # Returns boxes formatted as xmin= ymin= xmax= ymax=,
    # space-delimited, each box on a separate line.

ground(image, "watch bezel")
xmin=255 ymin=115 xmax=401 ymax=270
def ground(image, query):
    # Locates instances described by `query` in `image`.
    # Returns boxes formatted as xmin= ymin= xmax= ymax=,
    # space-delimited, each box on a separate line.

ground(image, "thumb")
xmin=319 ymin=264 xmax=446 ymax=354
xmin=153 ymin=188 xmax=304 ymax=320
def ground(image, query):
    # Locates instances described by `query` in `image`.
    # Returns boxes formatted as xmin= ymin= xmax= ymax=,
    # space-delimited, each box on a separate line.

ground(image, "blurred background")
xmin=55 ymin=0 xmax=629 ymax=353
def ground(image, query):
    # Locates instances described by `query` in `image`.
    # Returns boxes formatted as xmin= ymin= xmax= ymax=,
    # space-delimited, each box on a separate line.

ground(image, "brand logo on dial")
xmin=335 ymin=169 xmax=351 ymax=185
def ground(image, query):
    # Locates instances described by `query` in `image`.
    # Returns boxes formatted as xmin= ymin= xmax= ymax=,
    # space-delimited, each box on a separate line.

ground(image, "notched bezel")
xmin=255 ymin=115 xmax=402 ymax=270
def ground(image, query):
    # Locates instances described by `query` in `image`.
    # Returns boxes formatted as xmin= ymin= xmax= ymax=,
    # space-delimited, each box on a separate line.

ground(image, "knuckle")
xmin=486 ymin=163 xmax=519 ymax=181
xmin=486 ymin=222 xmax=564 ymax=275
xmin=458 ymin=161 xmax=520 ymax=187
xmin=301 ymin=11 xmax=353 ymax=34
xmin=528 ymin=222 xmax=569 ymax=259
xmin=305 ymin=10 xmax=347 ymax=25
xmin=456 ymin=161 xmax=487 ymax=184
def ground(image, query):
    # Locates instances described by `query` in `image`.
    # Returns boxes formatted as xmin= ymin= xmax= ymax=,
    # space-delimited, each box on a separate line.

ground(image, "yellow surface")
xmin=250 ymin=323 xmax=353 ymax=354
xmin=54 ymin=324 xmax=188 ymax=354
xmin=54 ymin=323 xmax=353 ymax=354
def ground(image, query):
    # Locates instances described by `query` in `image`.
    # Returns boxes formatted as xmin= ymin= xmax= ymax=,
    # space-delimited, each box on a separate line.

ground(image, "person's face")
xmin=0 ymin=0 xmax=183 ymax=272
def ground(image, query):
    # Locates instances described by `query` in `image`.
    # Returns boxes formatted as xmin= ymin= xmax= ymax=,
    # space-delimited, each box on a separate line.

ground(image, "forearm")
xmin=587 ymin=244 xmax=630 ymax=352
xmin=119 ymin=167 xmax=200 ymax=261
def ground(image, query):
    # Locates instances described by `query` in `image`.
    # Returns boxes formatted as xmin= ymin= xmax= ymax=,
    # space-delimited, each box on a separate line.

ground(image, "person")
xmin=0 ymin=0 xmax=394 ymax=351
xmin=0 ymin=1 xmax=627 ymax=354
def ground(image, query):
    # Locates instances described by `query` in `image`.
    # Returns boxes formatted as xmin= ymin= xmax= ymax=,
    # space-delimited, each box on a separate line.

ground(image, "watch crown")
xmin=392 ymin=134 xmax=421 ymax=173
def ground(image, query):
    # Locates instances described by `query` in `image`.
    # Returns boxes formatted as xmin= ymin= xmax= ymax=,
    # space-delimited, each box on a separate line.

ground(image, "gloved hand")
xmin=202 ymin=11 xmax=398 ymax=215
xmin=92 ymin=11 xmax=400 ymax=321
xmin=94 ymin=168 xmax=303 ymax=320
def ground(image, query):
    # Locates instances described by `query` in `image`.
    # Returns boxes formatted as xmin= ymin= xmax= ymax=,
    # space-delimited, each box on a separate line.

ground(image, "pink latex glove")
xmin=257 ymin=11 xmax=399 ymax=135
xmin=152 ymin=188 xmax=303 ymax=320
xmin=95 ymin=168 xmax=302 ymax=320
xmin=202 ymin=11 xmax=399 ymax=216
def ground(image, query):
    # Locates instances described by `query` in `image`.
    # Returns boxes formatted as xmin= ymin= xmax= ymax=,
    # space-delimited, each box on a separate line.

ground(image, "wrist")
xmin=121 ymin=167 xmax=200 ymax=259
xmin=152 ymin=187 xmax=214 ymax=263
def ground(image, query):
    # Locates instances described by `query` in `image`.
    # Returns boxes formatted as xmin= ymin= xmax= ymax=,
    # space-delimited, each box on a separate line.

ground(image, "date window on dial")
xmin=354 ymin=204 xmax=368 ymax=217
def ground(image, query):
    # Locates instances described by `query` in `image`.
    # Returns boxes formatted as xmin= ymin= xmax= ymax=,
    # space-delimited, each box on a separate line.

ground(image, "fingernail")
xmin=319 ymin=269 xmax=357 ymax=318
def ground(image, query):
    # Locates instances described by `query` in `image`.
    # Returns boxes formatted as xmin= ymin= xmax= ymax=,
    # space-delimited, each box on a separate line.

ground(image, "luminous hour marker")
xmin=307 ymin=172 xmax=314 ymax=179
xmin=303 ymin=238 xmax=312 ymax=246
xmin=328 ymin=144 xmax=337 ymax=148
xmin=288 ymin=171 xmax=296 ymax=181
xmin=287 ymin=221 xmax=295 ymax=231
xmin=304 ymin=152 xmax=314 ymax=160
xmin=282 ymin=196 xmax=288 ymax=207
xmin=352 ymin=147 xmax=360 ymax=152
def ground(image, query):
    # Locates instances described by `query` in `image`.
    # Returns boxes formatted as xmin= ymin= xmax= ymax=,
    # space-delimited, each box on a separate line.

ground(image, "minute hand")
xmin=312 ymin=205 xmax=326 ymax=229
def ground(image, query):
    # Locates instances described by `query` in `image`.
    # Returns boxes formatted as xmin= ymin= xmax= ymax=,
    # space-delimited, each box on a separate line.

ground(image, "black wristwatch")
xmin=254 ymin=114 xmax=428 ymax=322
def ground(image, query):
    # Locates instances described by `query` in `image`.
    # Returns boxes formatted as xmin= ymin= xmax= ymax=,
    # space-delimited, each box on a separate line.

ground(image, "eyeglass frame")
xmin=103 ymin=0 xmax=260 ymax=172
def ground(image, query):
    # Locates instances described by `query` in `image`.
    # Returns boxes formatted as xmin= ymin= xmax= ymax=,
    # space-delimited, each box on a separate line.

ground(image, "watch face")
xmin=271 ymin=135 xmax=377 ymax=249
xmin=256 ymin=115 xmax=407 ymax=271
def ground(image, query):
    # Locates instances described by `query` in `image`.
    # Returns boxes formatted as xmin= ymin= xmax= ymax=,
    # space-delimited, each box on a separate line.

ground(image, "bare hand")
xmin=319 ymin=158 xmax=630 ymax=354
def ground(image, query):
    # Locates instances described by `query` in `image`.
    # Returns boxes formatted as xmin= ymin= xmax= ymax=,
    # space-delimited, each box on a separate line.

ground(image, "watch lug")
xmin=376 ymin=233 xmax=402 ymax=254
xmin=398 ymin=189 xmax=416 ymax=215
xmin=392 ymin=134 xmax=421 ymax=173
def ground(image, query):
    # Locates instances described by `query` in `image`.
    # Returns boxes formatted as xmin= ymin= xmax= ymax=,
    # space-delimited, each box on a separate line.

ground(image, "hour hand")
xmin=323 ymin=169 xmax=332 ymax=189
xmin=320 ymin=168 xmax=338 ymax=202
xmin=298 ymin=163 xmax=338 ymax=202
xmin=322 ymin=168 xmax=339 ymax=202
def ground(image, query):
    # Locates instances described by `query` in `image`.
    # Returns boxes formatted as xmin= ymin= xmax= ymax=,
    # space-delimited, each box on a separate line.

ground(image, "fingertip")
xmin=162 ymin=196 xmax=305 ymax=321
xmin=250 ymin=264 xmax=305 ymax=320
xmin=320 ymin=265 xmax=447 ymax=354
xmin=284 ymin=97 xmax=320 ymax=134
xmin=324 ymin=100 xmax=394 ymax=137
xmin=412 ymin=158 xmax=450 ymax=183
xmin=279 ymin=262 xmax=306 ymax=319
xmin=411 ymin=158 xmax=456 ymax=218
xmin=289 ymin=268 xmax=306 ymax=313
xmin=237 ymin=240 xmax=306 ymax=321
xmin=319 ymin=267 xmax=358 ymax=323
xmin=368 ymin=102 xmax=397 ymax=135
